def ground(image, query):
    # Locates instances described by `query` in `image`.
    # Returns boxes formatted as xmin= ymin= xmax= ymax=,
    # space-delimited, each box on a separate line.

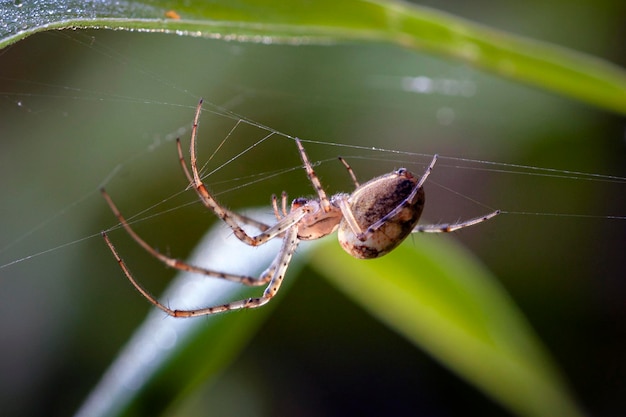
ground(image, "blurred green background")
xmin=0 ymin=0 xmax=625 ymax=416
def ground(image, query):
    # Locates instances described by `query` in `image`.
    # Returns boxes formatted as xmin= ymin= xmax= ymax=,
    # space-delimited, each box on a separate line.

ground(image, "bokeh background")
xmin=0 ymin=0 xmax=625 ymax=416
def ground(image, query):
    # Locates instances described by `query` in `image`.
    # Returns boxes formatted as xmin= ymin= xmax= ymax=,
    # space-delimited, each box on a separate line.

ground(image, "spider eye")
xmin=396 ymin=168 xmax=411 ymax=177
xmin=291 ymin=197 xmax=309 ymax=209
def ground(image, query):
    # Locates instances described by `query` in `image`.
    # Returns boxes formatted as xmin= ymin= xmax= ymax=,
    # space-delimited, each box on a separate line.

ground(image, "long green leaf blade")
xmin=310 ymin=236 xmax=584 ymax=417
xmin=1 ymin=0 xmax=625 ymax=114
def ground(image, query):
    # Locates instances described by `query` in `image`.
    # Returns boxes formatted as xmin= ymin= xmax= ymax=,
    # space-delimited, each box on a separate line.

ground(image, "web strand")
xmin=1 ymin=32 xmax=623 ymax=272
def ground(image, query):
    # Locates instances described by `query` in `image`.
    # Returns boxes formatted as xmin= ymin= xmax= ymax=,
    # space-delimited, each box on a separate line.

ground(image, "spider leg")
xmin=359 ymin=155 xmax=437 ymax=239
xmin=177 ymin=136 xmax=273 ymax=233
xmin=176 ymin=136 xmax=194 ymax=187
xmin=272 ymin=194 xmax=282 ymax=220
xmin=294 ymin=138 xmax=332 ymax=213
xmin=338 ymin=156 xmax=360 ymax=188
xmin=102 ymin=231 xmax=177 ymax=314
xmin=271 ymin=191 xmax=289 ymax=220
xmin=167 ymin=226 xmax=300 ymax=317
xmin=413 ymin=210 xmax=501 ymax=233
xmin=185 ymin=99 xmax=306 ymax=246
xmin=104 ymin=225 xmax=300 ymax=317
xmin=363 ymin=155 xmax=498 ymax=235
xmin=101 ymin=188 xmax=268 ymax=286
xmin=336 ymin=196 xmax=365 ymax=236
xmin=280 ymin=191 xmax=288 ymax=217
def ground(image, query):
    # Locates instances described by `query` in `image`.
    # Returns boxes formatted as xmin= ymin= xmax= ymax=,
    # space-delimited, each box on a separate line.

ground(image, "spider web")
xmin=0 ymin=29 xmax=625 ymax=417
xmin=1 ymin=31 xmax=624 ymax=270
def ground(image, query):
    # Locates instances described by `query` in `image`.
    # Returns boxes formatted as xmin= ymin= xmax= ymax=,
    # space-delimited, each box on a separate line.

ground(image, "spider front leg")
xmin=294 ymin=138 xmax=333 ymax=213
xmin=181 ymin=100 xmax=308 ymax=246
xmin=176 ymin=137 xmax=273 ymax=233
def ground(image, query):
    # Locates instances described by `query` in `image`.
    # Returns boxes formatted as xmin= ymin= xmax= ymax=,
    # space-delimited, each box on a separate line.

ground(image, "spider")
xmin=101 ymin=99 xmax=500 ymax=318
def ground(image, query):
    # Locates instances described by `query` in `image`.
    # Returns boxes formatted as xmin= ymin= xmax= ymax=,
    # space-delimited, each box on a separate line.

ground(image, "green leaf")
xmin=1 ymin=0 xmax=625 ymax=114
xmin=309 ymin=236 xmax=584 ymax=417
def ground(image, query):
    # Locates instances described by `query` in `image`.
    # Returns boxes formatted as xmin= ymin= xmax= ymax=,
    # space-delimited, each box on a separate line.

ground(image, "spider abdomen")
xmin=338 ymin=168 xmax=425 ymax=259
